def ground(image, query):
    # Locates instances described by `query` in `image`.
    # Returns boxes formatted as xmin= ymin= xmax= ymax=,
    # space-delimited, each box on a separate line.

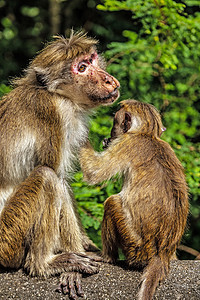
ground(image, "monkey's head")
xmin=103 ymin=100 xmax=166 ymax=148
xmin=70 ymin=50 xmax=120 ymax=107
xmin=17 ymin=31 xmax=120 ymax=109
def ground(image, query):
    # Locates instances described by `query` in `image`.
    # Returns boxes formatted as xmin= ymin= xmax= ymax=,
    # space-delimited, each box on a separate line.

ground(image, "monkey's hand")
xmin=56 ymin=272 xmax=84 ymax=299
xmin=102 ymin=137 xmax=111 ymax=149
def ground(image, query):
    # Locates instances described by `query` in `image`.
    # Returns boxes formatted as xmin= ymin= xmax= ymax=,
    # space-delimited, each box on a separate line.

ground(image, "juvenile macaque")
xmin=80 ymin=100 xmax=188 ymax=300
xmin=0 ymin=31 xmax=120 ymax=299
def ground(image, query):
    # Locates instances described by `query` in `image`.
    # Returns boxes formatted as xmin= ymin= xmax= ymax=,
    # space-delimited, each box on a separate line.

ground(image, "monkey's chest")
xmin=57 ymin=119 xmax=88 ymax=177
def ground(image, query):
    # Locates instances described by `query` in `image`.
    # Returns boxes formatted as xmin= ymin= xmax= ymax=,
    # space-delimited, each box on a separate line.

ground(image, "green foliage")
xmin=72 ymin=172 xmax=104 ymax=247
xmin=0 ymin=1 xmax=50 ymax=83
xmin=99 ymin=0 xmax=200 ymax=108
xmin=0 ymin=83 xmax=12 ymax=97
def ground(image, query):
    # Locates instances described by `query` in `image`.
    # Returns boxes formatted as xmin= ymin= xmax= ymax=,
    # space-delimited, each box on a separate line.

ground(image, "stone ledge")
xmin=0 ymin=260 xmax=199 ymax=299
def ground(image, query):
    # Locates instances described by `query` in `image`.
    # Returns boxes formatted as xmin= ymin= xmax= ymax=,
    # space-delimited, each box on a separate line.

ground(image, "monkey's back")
xmin=121 ymin=134 xmax=189 ymax=263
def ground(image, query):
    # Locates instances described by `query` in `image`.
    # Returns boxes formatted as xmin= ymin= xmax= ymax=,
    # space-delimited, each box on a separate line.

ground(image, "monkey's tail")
xmin=138 ymin=255 xmax=169 ymax=300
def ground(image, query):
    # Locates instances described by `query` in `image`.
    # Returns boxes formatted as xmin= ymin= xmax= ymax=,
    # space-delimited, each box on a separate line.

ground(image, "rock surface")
xmin=0 ymin=260 xmax=199 ymax=299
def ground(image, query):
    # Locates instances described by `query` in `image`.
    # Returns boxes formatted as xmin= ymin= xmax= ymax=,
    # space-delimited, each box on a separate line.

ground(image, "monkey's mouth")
xmin=90 ymin=88 xmax=120 ymax=104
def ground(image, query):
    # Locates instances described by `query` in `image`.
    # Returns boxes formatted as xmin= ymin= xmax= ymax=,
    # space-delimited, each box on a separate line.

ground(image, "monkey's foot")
xmin=83 ymin=240 xmax=101 ymax=253
xmin=51 ymin=252 xmax=101 ymax=275
xmin=102 ymin=255 xmax=117 ymax=264
xmin=56 ymin=272 xmax=84 ymax=299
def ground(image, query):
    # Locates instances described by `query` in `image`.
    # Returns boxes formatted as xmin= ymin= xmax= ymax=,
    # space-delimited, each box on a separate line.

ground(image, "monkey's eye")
xmin=78 ymin=64 xmax=87 ymax=72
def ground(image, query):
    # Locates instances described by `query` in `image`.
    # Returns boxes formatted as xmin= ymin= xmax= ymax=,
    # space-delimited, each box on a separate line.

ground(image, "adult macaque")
xmin=80 ymin=100 xmax=188 ymax=300
xmin=0 ymin=31 xmax=120 ymax=299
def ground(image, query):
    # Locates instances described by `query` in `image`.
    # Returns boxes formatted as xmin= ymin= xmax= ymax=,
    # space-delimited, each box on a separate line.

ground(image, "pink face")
xmin=71 ymin=52 xmax=99 ymax=74
xmin=71 ymin=51 xmax=120 ymax=104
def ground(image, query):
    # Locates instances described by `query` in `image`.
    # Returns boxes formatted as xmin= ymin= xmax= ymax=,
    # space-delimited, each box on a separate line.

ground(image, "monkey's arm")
xmin=80 ymin=139 xmax=129 ymax=184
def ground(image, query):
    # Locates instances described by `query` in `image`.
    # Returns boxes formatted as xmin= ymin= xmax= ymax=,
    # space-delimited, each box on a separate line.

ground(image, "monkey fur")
xmin=80 ymin=100 xmax=189 ymax=300
xmin=0 ymin=31 xmax=120 ymax=298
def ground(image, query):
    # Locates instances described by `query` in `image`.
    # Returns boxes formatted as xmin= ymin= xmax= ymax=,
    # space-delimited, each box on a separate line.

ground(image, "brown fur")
xmin=80 ymin=99 xmax=189 ymax=300
xmin=0 ymin=31 xmax=120 ymax=297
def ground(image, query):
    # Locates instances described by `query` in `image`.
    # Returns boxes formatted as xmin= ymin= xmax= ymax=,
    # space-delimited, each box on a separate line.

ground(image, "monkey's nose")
xmin=103 ymin=73 xmax=120 ymax=91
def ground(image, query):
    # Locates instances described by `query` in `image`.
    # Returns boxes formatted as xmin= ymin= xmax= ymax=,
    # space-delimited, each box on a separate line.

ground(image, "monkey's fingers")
xmin=78 ymin=259 xmax=100 ymax=274
xmin=87 ymin=252 xmax=103 ymax=262
xmin=57 ymin=272 xmax=85 ymax=299
xmin=69 ymin=272 xmax=84 ymax=298
xmin=61 ymin=277 xmax=69 ymax=295
xmin=56 ymin=277 xmax=68 ymax=295
xmin=74 ymin=253 xmax=101 ymax=274
xmin=102 ymin=137 xmax=111 ymax=149
xmin=78 ymin=252 xmax=103 ymax=262
xmin=75 ymin=274 xmax=84 ymax=297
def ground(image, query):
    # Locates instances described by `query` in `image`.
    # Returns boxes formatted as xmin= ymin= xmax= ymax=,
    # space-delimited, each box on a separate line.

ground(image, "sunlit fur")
xmin=80 ymin=99 xmax=189 ymax=300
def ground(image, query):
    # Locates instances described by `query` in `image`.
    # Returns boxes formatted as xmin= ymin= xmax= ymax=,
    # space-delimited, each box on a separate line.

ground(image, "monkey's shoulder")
xmin=0 ymin=85 xmax=53 ymax=116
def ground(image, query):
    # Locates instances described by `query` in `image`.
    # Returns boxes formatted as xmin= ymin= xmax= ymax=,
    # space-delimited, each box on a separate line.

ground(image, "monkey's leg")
xmin=0 ymin=166 xmax=100 ymax=277
xmin=101 ymin=195 xmax=123 ymax=263
xmin=0 ymin=166 xmax=60 ymax=270
xmin=59 ymin=186 xmax=100 ymax=254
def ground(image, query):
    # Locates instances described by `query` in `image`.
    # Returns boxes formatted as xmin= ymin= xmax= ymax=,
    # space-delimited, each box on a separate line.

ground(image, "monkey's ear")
xmin=35 ymin=72 xmax=47 ymax=87
xmin=33 ymin=67 xmax=48 ymax=87
xmin=122 ymin=112 xmax=132 ymax=133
